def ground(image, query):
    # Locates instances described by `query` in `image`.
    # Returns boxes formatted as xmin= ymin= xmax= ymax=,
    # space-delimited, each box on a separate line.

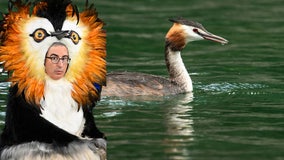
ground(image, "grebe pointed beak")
xmin=194 ymin=29 xmax=229 ymax=45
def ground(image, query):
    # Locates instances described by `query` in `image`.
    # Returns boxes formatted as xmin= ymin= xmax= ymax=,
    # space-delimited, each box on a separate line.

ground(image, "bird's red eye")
xmin=193 ymin=28 xmax=198 ymax=33
xmin=29 ymin=28 xmax=50 ymax=43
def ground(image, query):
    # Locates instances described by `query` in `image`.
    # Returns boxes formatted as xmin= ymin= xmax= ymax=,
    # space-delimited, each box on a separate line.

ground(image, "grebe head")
xmin=166 ymin=17 xmax=228 ymax=51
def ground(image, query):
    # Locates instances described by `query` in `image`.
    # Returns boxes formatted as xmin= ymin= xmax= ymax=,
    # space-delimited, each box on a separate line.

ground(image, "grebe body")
xmin=101 ymin=17 xmax=228 ymax=97
xmin=102 ymin=72 xmax=183 ymax=97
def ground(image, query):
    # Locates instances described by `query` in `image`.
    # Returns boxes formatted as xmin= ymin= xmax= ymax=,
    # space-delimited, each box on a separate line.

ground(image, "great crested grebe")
xmin=101 ymin=17 xmax=228 ymax=97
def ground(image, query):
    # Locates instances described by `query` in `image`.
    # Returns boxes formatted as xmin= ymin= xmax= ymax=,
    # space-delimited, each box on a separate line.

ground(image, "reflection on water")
xmin=97 ymin=93 xmax=196 ymax=159
xmin=165 ymin=93 xmax=194 ymax=136
xmin=0 ymin=81 xmax=9 ymax=126
xmin=164 ymin=93 xmax=194 ymax=160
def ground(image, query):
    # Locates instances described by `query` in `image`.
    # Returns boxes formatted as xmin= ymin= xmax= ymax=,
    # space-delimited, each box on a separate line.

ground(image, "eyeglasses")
xmin=45 ymin=55 xmax=71 ymax=64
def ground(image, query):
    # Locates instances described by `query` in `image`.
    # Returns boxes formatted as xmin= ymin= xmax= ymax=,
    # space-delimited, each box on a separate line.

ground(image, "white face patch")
xmin=181 ymin=25 xmax=204 ymax=42
xmin=21 ymin=17 xmax=86 ymax=80
xmin=61 ymin=19 xmax=84 ymax=58
xmin=40 ymin=77 xmax=85 ymax=136
xmin=22 ymin=17 xmax=58 ymax=79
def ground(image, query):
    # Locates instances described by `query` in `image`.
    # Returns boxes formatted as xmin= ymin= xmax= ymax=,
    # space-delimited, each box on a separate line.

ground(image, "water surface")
xmin=1 ymin=0 xmax=284 ymax=160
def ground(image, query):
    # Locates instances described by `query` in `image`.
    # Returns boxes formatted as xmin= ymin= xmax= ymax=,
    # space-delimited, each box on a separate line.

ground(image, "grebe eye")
xmin=29 ymin=28 xmax=50 ymax=43
xmin=193 ymin=28 xmax=198 ymax=33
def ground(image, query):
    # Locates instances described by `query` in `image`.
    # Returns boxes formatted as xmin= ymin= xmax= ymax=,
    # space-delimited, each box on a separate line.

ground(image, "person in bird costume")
xmin=0 ymin=0 xmax=107 ymax=159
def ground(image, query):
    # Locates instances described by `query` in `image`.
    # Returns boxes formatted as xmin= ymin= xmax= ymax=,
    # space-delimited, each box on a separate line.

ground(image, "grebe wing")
xmin=101 ymin=72 xmax=180 ymax=97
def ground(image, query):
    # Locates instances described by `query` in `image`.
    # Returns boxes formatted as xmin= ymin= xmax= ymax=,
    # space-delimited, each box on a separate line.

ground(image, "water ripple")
xmin=196 ymin=82 xmax=267 ymax=94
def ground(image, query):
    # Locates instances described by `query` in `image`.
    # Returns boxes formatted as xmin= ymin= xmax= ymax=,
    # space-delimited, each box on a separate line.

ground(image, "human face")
xmin=45 ymin=45 xmax=69 ymax=80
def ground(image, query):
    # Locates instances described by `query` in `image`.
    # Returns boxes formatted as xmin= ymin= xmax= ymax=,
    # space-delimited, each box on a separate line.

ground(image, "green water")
xmin=1 ymin=0 xmax=284 ymax=160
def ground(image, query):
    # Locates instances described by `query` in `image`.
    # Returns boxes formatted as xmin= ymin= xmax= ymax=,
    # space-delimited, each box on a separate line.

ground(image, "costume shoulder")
xmin=82 ymin=103 xmax=105 ymax=139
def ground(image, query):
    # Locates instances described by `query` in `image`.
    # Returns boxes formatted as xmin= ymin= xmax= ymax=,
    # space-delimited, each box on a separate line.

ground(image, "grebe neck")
xmin=165 ymin=46 xmax=193 ymax=92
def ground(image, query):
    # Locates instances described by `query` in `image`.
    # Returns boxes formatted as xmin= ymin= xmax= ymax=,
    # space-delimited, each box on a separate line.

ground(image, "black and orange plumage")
xmin=0 ymin=0 xmax=107 ymax=159
xmin=0 ymin=0 xmax=106 ymax=106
